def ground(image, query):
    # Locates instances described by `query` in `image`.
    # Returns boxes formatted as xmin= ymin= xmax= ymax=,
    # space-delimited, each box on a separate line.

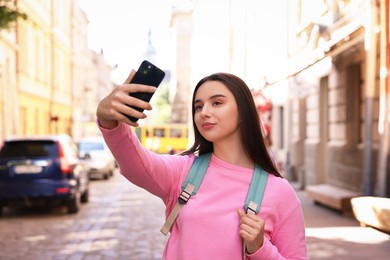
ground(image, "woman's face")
xmin=193 ymin=80 xmax=240 ymax=143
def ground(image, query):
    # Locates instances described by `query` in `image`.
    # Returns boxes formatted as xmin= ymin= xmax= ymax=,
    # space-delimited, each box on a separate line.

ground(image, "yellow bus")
xmin=134 ymin=124 xmax=189 ymax=154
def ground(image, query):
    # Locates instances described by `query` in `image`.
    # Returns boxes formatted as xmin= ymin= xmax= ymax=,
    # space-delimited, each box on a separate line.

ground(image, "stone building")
xmin=0 ymin=0 xmax=112 ymax=142
xmin=169 ymin=0 xmax=389 ymax=204
xmin=170 ymin=4 xmax=194 ymax=124
xmin=267 ymin=0 xmax=390 ymax=204
xmin=0 ymin=16 xmax=19 ymax=140
xmin=17 ymin=0 xmax=74 ymax=136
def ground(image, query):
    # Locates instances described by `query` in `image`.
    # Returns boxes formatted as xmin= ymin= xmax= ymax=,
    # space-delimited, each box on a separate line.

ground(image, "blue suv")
xmin=0 ymin=135 xmax=90 ymax=215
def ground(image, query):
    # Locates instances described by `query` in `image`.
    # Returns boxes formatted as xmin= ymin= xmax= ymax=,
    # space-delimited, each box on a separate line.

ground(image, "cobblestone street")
xmin=0 ymin=170 xmax=389 ymax=260
xmin=0 ymin=171 xmax=168 ymax=260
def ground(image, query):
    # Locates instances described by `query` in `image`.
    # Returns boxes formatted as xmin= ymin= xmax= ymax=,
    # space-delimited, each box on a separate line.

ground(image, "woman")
xmin=97 ymin=70 xmax=307 ymax=259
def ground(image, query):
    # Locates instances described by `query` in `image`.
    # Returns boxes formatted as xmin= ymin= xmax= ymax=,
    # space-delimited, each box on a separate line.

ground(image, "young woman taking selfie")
xmin=96 ymin=69 xmax=307 ymax=260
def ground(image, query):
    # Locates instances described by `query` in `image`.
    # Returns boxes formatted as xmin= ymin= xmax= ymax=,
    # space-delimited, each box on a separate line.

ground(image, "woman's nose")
xmin=200 ymin=104 xmax=211 ymax=117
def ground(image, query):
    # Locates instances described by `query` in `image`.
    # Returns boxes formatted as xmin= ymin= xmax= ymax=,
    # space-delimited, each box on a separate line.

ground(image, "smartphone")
xmin=126 ymin=60 xmax=165 ymax=122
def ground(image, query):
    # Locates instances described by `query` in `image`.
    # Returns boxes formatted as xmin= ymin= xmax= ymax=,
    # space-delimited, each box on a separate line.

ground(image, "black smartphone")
xmin=126 ymin=60 xmax=165 ymax=122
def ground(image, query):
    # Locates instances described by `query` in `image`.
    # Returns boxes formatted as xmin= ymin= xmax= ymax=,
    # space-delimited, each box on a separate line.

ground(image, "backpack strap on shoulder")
xmin=244 ymin=165 xmax=268 ymax=214
xmin=180 ymin=152 xmax=211 ymax=195
xmin=242 ymin=164 xmax=268 ymax=259
xmin=160 ymin=153 xmax=211 ymax=235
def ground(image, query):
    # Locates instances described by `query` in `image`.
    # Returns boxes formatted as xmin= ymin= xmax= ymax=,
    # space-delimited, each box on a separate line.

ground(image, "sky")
xmin=78 ymin=0 xmax=287 ymax=87
xmin=79 ymin=0 xmax=173 ymax=82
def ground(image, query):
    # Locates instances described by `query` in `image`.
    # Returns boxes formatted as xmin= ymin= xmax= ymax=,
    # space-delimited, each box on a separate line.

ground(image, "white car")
xmin=78 ymin=137 xmax=116 ymax=180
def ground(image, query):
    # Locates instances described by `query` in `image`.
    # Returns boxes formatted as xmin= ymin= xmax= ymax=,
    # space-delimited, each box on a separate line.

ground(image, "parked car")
xmin=78 ymin=136 xmax=116 ymax=180
xmin=0 ymin=135 xmax=90 ymax=215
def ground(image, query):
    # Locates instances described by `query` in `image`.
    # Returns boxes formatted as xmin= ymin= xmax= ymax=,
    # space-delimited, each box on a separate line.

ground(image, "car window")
xmin=0 ymin=141 xmax=58 ymax=158
xmin=79 ymin=142 xmax=104 ymax=151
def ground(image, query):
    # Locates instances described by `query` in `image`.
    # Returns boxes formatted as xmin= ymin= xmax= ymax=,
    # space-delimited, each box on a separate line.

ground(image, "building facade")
xmin=0 ymin=0 xmax=113 ymax=143
xmin=16 ymin=0 xmax=73 ymax=136
xmin=170 ymin=5 xmax=193 ymax=124
xmin=0 ymin=21 xmax=18 ymax=140
xmin=170 ymin=0 xmax=389 ymax=198
xmin=270 ymin=0 xmax=390 ymax=197
xmin=71 ymin=0 xmax=93 ymax=140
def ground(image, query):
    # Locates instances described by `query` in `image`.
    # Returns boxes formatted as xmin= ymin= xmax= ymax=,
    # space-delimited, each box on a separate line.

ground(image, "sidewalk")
xmin=295 ymin=187 xmax=390 ymax=259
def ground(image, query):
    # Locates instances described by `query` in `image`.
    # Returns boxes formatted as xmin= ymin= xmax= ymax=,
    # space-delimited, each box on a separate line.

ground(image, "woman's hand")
xmin=237 ymin=208 xmax=265 ymax=254
xmin=96 ymin=70 xmax=157 ymax=129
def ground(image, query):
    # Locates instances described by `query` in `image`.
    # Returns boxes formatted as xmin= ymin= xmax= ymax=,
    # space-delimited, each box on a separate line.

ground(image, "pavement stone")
xmin=0 ymin=171 xmax=389 ymax=259
xmin=296 ymin=185 xmax=390 ymax=260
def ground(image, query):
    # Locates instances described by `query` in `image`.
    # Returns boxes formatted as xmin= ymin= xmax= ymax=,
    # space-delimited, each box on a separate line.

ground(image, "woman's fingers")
xmin=97 ymin=80 xmax=156 ymax=127
xmin=237 ymin=208 xmax=265 ymax=254
xmin=123 ymin=69 xmax=136 ymax=84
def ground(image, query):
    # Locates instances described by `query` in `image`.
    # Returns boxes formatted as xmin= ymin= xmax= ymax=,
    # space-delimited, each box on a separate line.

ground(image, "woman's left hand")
xmin=237 ymin=208 xmax=265 ymax=254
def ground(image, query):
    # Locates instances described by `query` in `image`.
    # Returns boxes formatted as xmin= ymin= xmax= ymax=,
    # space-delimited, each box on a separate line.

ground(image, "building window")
xmin=346 ymin=63 xmax=362 ymax=146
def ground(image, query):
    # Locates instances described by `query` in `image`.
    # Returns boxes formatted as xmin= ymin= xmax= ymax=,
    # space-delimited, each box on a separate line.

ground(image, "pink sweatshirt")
xmin=99 ymin=122 xmax=307 ymax=260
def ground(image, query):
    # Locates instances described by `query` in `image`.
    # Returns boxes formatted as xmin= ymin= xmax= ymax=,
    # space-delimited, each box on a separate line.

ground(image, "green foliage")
xmin=151 ymin=83 xmax=172 ymax=124
xmin=0 ymin=0 xmax=27 ymax=30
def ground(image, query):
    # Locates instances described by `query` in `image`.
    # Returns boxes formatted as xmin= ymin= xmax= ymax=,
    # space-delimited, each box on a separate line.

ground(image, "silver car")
xmin=78 ymin=137 xmax=116 ymax=180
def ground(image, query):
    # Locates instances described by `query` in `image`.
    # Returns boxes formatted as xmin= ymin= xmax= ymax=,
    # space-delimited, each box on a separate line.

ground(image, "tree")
xmin=151 ymin=83 xmax=172 ymax=124
xmin=0 ymin=0 xmax=27 ymax=30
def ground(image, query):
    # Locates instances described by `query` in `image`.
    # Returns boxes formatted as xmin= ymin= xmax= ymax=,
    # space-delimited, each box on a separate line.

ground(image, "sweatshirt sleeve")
xmin=97 ymin=121 xmax=194 ymax=204
xmin=247 ymin=178 xmax=307 ymax=260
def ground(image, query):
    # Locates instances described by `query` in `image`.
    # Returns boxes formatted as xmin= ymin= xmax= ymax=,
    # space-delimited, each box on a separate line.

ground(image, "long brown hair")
xmin=182 ymin=72 xmax=281 ymax=177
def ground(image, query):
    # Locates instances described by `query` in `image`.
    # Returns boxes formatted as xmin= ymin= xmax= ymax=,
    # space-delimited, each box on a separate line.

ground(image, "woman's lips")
xmin=202 ymin=122 xmax=215 ymax=130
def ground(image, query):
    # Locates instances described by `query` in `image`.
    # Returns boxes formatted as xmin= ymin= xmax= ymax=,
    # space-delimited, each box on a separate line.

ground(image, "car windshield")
xmin=79 ymin=142 xmax=104 ymax=152
xmin=0 ymin=140 xmax=58 ymax=158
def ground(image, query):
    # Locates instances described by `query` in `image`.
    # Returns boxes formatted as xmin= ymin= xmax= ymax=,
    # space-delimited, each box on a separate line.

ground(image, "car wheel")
xmin=67 ymin=192 xmax=81 ymax=214
xmin=81 ymin=189 xmax=89 ymax=203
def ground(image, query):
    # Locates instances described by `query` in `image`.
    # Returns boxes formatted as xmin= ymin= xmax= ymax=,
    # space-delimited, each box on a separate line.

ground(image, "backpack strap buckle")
xmin=246 ymin=201 xmax=258 ymax=215
xmin=178 ymin=184 xmax=195 ymax=205
xmin=160 ymin=183 xmax=195 ymax=235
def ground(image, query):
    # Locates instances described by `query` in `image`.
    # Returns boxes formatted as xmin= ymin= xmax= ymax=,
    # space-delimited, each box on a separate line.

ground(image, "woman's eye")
xmin=213 ymin=101 xmax=222 ymax=106
xmin=194 ymin=105 xmax=203 ymax=111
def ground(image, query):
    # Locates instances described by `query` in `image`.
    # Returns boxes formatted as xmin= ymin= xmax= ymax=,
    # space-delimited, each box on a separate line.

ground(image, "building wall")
xmin=325 ymin=47 xmax=369 ymax=192
xmin=82 ymin=50 xmax=113 ymax=137
xmin=288 ymin=97 xmax=306 ymax=185
xmin=170 ymin=8 xmax=193 ymax=124
xmin=284 ymin=0 xmax=386 ymax=194
xmin=17 ymin=0 xmax=52 ymax=135
xmin=0 ymin=0 xmax=112 ymax=141
xmin=71 ymin=1 xmax=91 ymax=140
xmin=16 ymin=0 xmax=73 ymax=135
xmin=0 ymin=29 xmax=18 ymax=142
xmin=49 ymin=0 xmax=73 ymax=135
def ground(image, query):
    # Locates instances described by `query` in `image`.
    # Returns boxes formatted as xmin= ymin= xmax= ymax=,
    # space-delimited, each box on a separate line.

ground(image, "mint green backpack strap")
xmin=244 ymin=165 xmax=268 ymax=214
xmin=181 ymin=152 xmax=212 ymax=196
xmin=242 ymin=165 xmax=268 ymax=259
xmin=161 ymin=153 xmax=268 ymax=237
xmin=160 ymin=153 xmax=211 ymax=235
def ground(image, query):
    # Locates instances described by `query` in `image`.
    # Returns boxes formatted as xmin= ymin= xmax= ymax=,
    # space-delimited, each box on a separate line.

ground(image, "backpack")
xmin=160 ymin=152 xmax=269 ymax=235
